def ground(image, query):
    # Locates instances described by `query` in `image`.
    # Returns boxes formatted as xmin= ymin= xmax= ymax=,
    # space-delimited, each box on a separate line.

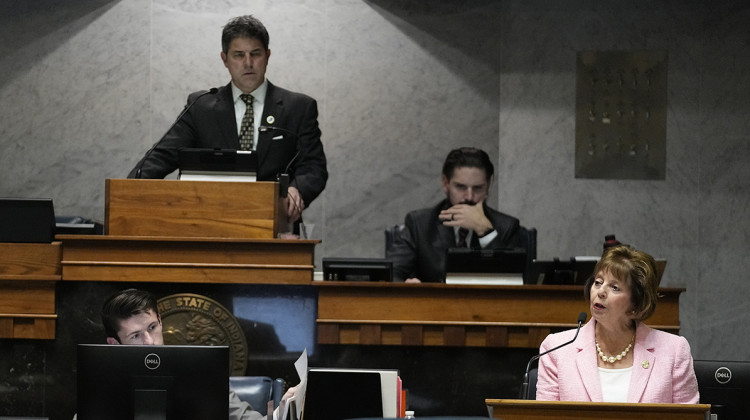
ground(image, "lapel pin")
xmin=266 ymin=115 xmax=275 ymax=125
xmin=641 ymin=361 xmax=650 ymax=369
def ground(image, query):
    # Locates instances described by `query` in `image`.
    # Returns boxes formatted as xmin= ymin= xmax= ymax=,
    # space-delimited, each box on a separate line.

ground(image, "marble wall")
xmin=1 ymin=0 xmax=749 ymax=416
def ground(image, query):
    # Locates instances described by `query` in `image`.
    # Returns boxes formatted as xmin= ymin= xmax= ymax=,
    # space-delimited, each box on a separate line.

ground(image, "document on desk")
xmin=280 ymin=349 xmax=308 ymax=420
xmin=445 ymin=272 xmax=523 ymax=285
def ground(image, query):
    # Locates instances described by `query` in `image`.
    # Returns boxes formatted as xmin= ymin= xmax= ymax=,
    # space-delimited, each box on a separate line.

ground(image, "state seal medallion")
xmin=157 ymin=293 xmax=248 ymax=376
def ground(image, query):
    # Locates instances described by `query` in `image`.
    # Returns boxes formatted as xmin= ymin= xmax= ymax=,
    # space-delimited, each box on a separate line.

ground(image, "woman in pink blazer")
xmin=536 ymin=245 xmax=699 ymax=403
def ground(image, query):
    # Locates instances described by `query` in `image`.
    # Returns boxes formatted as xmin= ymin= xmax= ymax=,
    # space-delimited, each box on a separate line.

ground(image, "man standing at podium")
xmin=389 ymin=147 xmax=521 ymax=283
xmin=128 ymin=15 xmax=327 ymax=224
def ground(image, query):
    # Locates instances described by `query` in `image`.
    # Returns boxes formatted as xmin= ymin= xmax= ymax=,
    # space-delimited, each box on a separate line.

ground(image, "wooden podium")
xmin=105 ymin=178 xmax=288 ymax=238
xmin=60 ymin=179 xmax=317 ymax=285
xmin=485 ymin=399 xmax=710 ymax=420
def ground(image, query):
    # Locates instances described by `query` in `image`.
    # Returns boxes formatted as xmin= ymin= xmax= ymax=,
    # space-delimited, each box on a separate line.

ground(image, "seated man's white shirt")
xmin=452 ymin=226 xmax=498 ymax=248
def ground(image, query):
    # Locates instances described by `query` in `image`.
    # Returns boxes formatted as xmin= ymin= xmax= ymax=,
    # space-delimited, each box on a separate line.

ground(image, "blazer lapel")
xmin=627 ymin=323 xmax=656 ymax=402
xmin=213 ymin=83 xmax=239 ymax=149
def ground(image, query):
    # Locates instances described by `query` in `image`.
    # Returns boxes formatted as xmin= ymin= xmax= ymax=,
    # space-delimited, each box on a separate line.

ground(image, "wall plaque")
xmin=575 ymin=50 xmax=668 ymax=180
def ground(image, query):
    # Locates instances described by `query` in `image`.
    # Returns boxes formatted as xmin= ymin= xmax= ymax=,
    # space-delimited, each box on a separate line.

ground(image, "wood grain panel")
xmin=0 ymin=280 xmax=56 ymax=313
xmin=316 ymin=282 xmax=682 ymax=326
xmin=315 ymin=282 xmax=683 ymax=348
xmin=0 ymin=315 xmax=56 ymax=339
xmin=60 ymin=235 xmax=316 ymax=284
xmin=0 ymin=242 xmax=61 ymax=276
xmin=401 ymin=325 xmax=423 ymax=345
xmin=105 ymin=179 xmax=286 ymax=238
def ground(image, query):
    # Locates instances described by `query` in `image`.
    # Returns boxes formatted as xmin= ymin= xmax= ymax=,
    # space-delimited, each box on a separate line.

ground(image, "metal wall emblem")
xmin=575 ymin=50 xmax=668 ymax=180
xmin=157 ymin=293 xmax=248 ymax=376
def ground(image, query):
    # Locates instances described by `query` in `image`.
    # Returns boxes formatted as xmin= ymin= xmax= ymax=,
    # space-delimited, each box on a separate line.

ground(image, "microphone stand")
xmin=520 ymin=312 xmax=587 ymax=400
xmin=134 ymin=88 xmax=218 ymax=179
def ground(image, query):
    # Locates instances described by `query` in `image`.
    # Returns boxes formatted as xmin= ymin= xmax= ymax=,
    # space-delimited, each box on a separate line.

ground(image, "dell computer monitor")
xmin=694 ymin=360 xmax=750 ymax=420
xmin=76 ymin=344 xmax=229 ymax=420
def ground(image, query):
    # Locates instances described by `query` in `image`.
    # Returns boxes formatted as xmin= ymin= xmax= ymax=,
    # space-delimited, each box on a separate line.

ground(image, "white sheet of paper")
xmin=280 ymin=349 xmax=308 ymax=420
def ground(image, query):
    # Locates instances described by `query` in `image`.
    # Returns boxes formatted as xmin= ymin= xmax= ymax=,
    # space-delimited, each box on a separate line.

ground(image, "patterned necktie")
xmin=239 ymin=94 xmax=254 ymax=150
xmin=457 ymin=227 xmax=469 ymax=248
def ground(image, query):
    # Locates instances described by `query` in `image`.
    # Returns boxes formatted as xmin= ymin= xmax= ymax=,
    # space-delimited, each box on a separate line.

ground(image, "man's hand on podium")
xmin=286 ymin=186 xmax=305 ymax=223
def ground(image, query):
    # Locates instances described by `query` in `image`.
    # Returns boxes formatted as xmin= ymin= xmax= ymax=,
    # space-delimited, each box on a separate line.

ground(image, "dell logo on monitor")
xmin=714 ymin=366 xmax=732 ymax=384
xmin=144 ymin=353 xmax=161 ymax=370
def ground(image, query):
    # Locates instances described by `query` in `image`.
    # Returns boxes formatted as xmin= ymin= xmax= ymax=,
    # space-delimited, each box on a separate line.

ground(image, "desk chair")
xmin=384 ymin=224 xmax=405 ymax=257
xmin=528 ymin=367 xmax=538 ymax=399
xmin=518 ymin=226 xmax=537 ymax=283
xmin=229 ymin=376 xmax=286 ymax=416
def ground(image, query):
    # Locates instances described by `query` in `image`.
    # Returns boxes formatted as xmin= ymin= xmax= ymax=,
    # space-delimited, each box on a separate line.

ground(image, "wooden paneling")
xmin=59 ymin=235 xmax=317 ymax=284
xmin=0 ymin=242 xmax=60 ymax=339
xmin=0 ymin=280 xmax=56 ymax=313
xmin=0 ymin=242 xmax=61 ymax=277
xmin=0 ymin=315 xmax=56 ymax=340
xmin=315 ymin=282 xmax=683 ymax=348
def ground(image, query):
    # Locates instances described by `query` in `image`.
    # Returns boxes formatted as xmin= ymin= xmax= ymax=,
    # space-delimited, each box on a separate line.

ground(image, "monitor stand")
xmin=135 ymin=389 xmax=167 ymax=420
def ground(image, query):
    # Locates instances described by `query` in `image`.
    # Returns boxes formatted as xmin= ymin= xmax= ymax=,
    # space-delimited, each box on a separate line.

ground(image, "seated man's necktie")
xmin=457 ymin=227 xmax=469 ymax=248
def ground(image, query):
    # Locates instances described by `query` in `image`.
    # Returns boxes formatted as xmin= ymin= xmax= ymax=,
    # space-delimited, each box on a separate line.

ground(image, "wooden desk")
xmin=485 ymin=399 xmax=710 ymax=420
xmin=59 ymin=235 xmax=318 ymax=284
xmin=316 ymin=282 xmax=684 ymax=348
xmin=0 ymin=242 xmax=60 ymax=339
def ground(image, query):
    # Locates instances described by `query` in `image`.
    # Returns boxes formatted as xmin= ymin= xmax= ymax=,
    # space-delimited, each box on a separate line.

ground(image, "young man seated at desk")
xmin=74 ymin=288 xmax=297 ymax=420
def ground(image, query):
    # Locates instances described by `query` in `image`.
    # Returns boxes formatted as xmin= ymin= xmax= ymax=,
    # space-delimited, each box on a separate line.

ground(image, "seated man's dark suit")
xmin=128 ymin=81 xmax=327 ymax=206
xmin=389 ymin=199 xmax=521 ymax=283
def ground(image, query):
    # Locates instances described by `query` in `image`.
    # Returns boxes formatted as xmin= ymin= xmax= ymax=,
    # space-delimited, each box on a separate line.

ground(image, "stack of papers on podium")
xmin=178 ymin=172 xmax=256 ymax=182
xmin=445 ymin=272 xmax=523 ymax=285
xmin=444 ymin=247 xmax=526 ymax=285
xmin=177 ymin=148 xmax=257 ymax=182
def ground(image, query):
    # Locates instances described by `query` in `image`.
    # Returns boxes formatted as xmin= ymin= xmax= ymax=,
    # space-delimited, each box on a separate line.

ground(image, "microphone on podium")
xmin=520 ymin=311 xmax=587 ymax=400
xmin=134 ymin=87 xmax=218 ymax=179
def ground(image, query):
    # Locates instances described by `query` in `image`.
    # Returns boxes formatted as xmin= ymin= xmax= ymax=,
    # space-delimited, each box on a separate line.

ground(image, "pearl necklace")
xmin=596 ymin=335 xmax=634 ymax=364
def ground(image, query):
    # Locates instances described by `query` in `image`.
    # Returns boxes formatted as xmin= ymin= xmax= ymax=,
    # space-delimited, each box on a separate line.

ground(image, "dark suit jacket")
xmin=389 ymin=199 xmax=521 ymax=283
xmin=128 ymin=81 xmax=328 ymax=205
